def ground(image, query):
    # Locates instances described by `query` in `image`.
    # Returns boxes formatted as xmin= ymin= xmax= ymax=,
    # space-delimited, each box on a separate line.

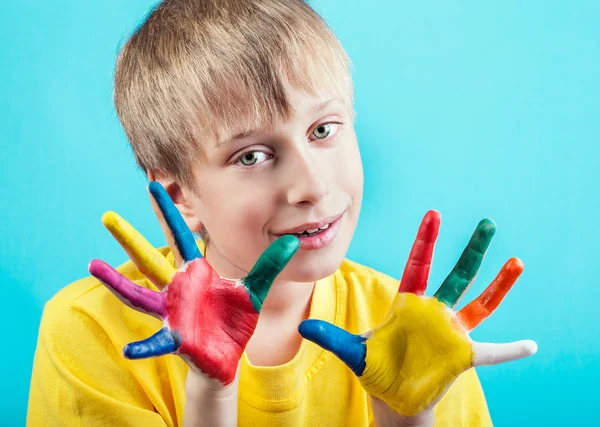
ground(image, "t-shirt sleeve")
xmin=27 ymin=299 xmax=168 ymax=427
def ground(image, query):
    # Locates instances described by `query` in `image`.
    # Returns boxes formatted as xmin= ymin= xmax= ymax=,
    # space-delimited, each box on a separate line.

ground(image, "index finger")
xmin=398 ymin=210 xmax=441 ymax=295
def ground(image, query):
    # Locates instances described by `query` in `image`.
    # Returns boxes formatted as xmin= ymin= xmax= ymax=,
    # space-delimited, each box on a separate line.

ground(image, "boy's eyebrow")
xmin=214 ymin=98 xmax=345 ymax=149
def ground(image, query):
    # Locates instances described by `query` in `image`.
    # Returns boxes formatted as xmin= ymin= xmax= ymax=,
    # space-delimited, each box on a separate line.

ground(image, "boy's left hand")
xmin=298 ymin=210 xmax=537 ymax=418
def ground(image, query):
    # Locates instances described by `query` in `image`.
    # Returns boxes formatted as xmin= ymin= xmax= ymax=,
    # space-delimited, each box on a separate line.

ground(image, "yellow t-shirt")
xmin=27 ymin=246 xmax=493 ymax=426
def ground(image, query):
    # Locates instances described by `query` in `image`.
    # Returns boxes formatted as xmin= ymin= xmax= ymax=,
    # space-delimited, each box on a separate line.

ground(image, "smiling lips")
xmin=275 ymin=211 xmax=345 ymax=250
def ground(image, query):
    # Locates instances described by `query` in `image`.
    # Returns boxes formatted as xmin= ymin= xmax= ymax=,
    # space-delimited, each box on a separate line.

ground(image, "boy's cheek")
xmin=210 ymin=206 xmax=273 ymax=264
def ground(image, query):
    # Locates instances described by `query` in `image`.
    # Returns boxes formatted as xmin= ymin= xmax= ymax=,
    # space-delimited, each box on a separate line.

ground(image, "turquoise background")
xmin=2 ymin=0 xmax=598 ymax=425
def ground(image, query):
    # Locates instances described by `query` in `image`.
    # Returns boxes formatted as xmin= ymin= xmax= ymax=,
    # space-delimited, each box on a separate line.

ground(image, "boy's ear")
xmin=147 ymin=170 xmax=204 ymax=234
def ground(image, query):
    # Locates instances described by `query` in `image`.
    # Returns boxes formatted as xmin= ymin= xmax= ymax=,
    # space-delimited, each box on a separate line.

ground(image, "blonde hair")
xmin=114 ymin=0 xmax=354 ymax=192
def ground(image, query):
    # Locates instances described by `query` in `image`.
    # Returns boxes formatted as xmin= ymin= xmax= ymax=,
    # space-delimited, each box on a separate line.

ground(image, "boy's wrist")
xmin=371 ymin=395 xmax=435 ymax=427
xmin=185 ymin=361 xmax=241 ymax=398
xmin=183 ymin=362 xmax=240 ymax=427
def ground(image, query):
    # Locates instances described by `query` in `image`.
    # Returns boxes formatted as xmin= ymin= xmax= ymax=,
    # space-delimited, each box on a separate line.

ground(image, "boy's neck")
xmin=245 ymin=279 xmax=315 ymax=367
xmin=260 ymin=278 xmax=316 ymax=314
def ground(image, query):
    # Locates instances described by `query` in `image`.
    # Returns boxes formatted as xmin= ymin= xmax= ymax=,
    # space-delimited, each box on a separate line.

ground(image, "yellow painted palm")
xmin=299 ymin=210 xmax=537 ymax=416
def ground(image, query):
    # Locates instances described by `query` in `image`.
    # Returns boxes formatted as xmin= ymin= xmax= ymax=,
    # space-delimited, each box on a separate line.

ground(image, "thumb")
xmin=243 ymin=235 xmax=300 ymax=313
xmin=299 ymin=320 xmax=367 ymax=376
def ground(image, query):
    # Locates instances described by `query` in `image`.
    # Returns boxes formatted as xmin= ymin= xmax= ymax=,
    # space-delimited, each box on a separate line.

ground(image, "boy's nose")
xmin=285 ymin=154 xmax=331 ymax=206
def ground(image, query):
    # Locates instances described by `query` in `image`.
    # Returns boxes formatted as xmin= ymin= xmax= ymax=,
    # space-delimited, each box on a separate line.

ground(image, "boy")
xmin=27 ymin=1 xmax=536 ymax=426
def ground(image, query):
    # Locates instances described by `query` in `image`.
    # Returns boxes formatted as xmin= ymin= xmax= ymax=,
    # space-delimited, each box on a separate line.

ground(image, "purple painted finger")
xmin=89 ymin=259 xmax=167 ymax=318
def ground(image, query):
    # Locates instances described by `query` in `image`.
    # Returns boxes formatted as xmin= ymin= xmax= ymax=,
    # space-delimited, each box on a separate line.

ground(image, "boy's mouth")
xmin=274 ymin=211 xmax=346 ymax=250
xmin=291 ymin=223 xmax=330 ymax=238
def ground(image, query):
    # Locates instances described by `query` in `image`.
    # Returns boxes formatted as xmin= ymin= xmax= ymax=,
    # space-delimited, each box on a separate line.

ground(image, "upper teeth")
xmin=296 ymin=224 xmax=329 ymax=235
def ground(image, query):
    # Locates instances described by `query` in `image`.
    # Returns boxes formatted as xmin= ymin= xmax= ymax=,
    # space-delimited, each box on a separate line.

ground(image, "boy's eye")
xmin=311 ymin=122 xmax=339 ymax=140
xmin=236 ymin=151 xmax=270 ymax=166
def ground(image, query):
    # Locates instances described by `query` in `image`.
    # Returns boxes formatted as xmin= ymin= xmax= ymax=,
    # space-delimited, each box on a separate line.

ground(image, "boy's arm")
xmin=27 ymin=300 xmax=169 ymax=426
xmin=183 ymin=366 xmax=240 ymax=427
xmin=28 ymin=297 xmax=243 ymax=427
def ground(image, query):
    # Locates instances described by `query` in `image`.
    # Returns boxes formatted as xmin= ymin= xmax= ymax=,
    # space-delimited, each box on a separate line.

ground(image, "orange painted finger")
xmin=457 ymin=257 xmax=524 ymax=331
xmin=399 ymin=210 xmax=441 ymax=295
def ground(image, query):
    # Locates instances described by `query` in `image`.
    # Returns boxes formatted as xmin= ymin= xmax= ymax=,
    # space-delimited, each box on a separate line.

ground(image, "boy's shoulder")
xmin=31 ymin=251 xmax=183 ymax=426
xmin=335 ymin=258 xmax=400 ymax=331
xmin=41 ymin=251 xmax=169 ymax=353
xmin=337 ymin=257 xmax=400 ymax=299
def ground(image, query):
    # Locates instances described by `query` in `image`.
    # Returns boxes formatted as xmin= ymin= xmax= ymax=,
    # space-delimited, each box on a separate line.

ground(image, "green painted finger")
xmin=243 ymin=235 xmax=300 ymax=313
xmin=434 ymin=218 xmax=496 ymax=307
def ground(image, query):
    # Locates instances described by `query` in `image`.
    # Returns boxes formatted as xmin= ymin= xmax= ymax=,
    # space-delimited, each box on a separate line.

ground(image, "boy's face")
xmin=184 ymin=83 xmax=363 ymax=283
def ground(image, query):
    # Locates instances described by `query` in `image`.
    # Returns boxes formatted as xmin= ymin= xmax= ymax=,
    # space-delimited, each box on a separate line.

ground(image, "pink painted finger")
xmin=89 ymin=259 xmax=167 ymax=319
xmin=399 ymin=210 xmax=441 ymax=295
xmin=472 ymin=340 xmax=538 ymax=367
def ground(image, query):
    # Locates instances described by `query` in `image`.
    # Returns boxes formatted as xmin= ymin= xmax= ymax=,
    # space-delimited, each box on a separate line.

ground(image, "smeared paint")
xmin=166 ymin=258 xmax=258 ymax=383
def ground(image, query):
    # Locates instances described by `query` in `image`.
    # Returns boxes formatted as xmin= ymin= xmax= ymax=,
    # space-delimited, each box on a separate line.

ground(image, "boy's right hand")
xmin=88 ymin=182 xmax=300 ymax=386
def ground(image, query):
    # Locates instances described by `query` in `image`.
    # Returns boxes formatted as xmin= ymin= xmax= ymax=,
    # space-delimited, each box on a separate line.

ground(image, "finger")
xmin=399 ymin=210 xmax=441 ymax=295
xmin=457 ymin=258 xmax=524 ymax=331
xmin=434 ymin=218 xmax=496 ymax=308
xmin=472 ymin=340 xmax=538 ymax=367
xmin=102 ymin=211 xmax=177 ymax=288
xmin=123 ymin=327 xmax=182 ymax=359
xmin=148 ymin=186 xmax=183 ymax=269
xmin=298 ymin=319 xmax=367 ymax=376
xmin=243 ymin=235 xmax=300 ymax=313
xmin=89 ymin=259 xmax=167 ymax=319
xmin=148 ymin=181 xmax=202 ymax=265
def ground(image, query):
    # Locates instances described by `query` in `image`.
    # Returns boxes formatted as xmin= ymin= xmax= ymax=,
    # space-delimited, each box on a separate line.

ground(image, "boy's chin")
xmin=277 ymin=250 xmax=346 ymax=283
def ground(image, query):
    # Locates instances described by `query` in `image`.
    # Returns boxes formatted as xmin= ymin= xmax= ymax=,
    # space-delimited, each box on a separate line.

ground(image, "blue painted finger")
xmin=299 ymin=319 xmax=367 ymax=376
xmin=148 ymin=181 xmax=202 ymax=262
xmin=123 ymin=327 xmax=182 ymax=359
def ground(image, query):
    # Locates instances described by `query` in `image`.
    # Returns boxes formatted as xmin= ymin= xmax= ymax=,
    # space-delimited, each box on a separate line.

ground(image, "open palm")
xmin=299 ymin=210 xmax=537 ymax=416
xmin=89 ymin=182 xmax=299 ymax=385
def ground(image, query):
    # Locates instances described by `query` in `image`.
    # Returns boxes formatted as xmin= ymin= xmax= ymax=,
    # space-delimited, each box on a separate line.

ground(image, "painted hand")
xmin=299 ymin=210 xmax=537 ymax=416
xmin=88 ymin=182 xmax=299 ymax=385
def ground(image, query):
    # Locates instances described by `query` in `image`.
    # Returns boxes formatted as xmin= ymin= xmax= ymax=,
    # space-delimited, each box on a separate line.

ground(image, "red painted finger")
xmin=399 ymin=210 xmax=441 ymax=295
xmin=457 ymin=257 xmax=524 ymax=331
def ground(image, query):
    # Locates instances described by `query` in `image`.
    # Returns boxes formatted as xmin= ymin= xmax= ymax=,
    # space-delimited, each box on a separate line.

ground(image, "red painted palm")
xmin=89 ymin=182 xmax=299 ymax=385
